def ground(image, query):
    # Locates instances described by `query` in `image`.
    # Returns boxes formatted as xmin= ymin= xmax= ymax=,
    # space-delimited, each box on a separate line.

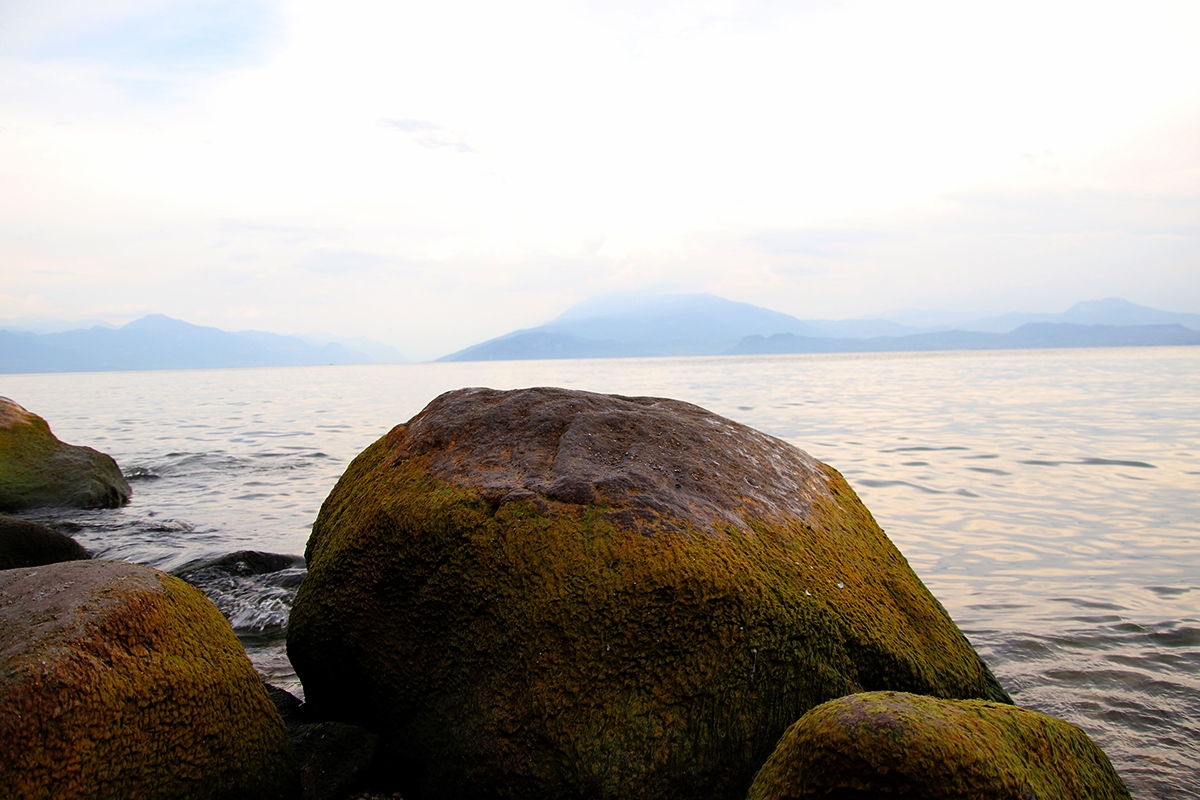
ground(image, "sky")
xmin=1 ymin=0 xmax=1198 ymax=359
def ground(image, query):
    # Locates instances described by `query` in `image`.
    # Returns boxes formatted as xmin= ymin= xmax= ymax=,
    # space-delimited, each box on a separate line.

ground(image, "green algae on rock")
xmin=288 ymin=387 xmax=1010 ymax=800
xmin=0 ymin=396 xmax=131 ymax=512
xmin=747 ymin=690 xmax=1131 ymax=799
xmin=0 ymin=560 xmax=298 ymax=800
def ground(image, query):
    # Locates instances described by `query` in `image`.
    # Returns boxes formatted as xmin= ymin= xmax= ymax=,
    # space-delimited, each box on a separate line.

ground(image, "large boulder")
xmin=0 ymin=514 xmax=90 ymax=569
xmin=747 ymin=691 xmax=1130 ymax=799
xmin=0 ymin=396 xmax=131 ymax=511
xmin=0 ymin=560 xmax=299 ymax=799
xmin=288 ymin=387 xmax=1010 ymax=800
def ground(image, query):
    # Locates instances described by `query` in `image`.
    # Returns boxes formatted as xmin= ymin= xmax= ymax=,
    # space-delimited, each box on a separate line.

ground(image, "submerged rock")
xmin=176 ymin=550 xmax=305 ymax=580
xmin=175 ymin=550 xmax=307 ymax=634
xmin=0 ymin=396 xmax=131 ymax=511
xmin=288 ymin=387 xmax=1009 ymax=800
xmin=747 ymin=691 xmax=1131 ymax=799
xmin=0 ymin=514 xmax=90 ymax=569
xmin=266 ymin=683 xmax=380 ymax=800
xmin=0 ymin=560 xmax=299 ymax=799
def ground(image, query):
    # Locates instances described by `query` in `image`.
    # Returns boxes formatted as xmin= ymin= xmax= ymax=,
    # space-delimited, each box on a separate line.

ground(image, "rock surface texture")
xmin=747 ymin=691 xmax=1131 ymax=800
xmin=0 ymin=396 xmax=131 ymax=511
xmin=0 ymin=560 xmax=298 ymax=799
xmin=0 ymin=514 xmax=90 ymax=569
xmin=288 ymin=387 xmax=1010 ymax=800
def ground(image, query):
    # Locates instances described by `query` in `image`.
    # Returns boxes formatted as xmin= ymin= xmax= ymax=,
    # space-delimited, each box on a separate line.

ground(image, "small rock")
xmin=0 ymin=514 xmax=89 ymax=569
xmin=747 ymin=691 xmax=1131 ymax=800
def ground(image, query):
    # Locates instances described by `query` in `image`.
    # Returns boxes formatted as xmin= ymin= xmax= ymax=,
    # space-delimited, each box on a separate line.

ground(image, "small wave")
xmin=858 ymin=479 xmax=979 ymax=497
xmin=1078 ymin=457 xmax=1156 ymax=469
xmin=1019 ymin=458 xmax=1156 ymax=469
xmin=123 ymin=466 xmax=161 ymax=481
xmin=1145 ymin=585 xmax=1196 ymax=597
xmin=174 ymin=551 xmax=306 ymax=633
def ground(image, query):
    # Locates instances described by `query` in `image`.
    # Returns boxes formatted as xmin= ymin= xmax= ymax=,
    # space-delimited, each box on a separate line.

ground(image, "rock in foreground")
xmin=0 ymin=560 xmax=298 ymax=799
xmin=288 ymin=387 xmax=1009 ymax=800
xmin=0 ymin=396 xmax=131 ymax=511
xmin=0 ymin=514 xmax=90 ymax=569
xmin=747 ymin=691 xmax=1131 ymax=799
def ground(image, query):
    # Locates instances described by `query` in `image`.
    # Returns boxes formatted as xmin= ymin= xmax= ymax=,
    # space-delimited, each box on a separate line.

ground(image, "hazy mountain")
xmin=797 ymin=318 xmax=928 ymax=338
xmin=728 ymin=323 xmax=1200 ymax=355
xmin=895 ymin=298 xmax=1200 ymax=334
xmin=440 ymin=294 xmax=1200 ymax=362
xmin=0 ymin=314 xmax=395 ymax=374
xmin=440 ymin=292 xmax=817 ymax=361
xmin=298 ymin=332 xmax=406 ymax=363
xmin=0 ymin=316 xmax=118 ymax=335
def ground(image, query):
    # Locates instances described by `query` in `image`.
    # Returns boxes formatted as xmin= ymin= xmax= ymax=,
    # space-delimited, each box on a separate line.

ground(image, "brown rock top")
xmin=395 ymin=386 xmax=831 ymax=534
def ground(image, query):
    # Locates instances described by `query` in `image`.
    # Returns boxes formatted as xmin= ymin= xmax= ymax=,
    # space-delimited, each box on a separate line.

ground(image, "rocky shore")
xmin=0 ymin=389 xmax=1130 ymax=799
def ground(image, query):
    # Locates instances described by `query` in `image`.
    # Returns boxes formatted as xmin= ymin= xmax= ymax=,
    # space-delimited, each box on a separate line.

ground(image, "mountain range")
xmin=438 ymin=295 xmax=1200 ymax=361
xmin=0 ymin=314 xmax=403 ymax=374
xmin=2 ymin=298 xmax=1198 ymax=374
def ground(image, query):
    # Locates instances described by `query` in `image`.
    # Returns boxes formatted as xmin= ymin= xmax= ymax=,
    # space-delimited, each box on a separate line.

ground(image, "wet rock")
xmin=266 ymin=683 xmax=381 ymax=800
xmin=0 ymin=396 xmax=131 ymax=511
xmin=266 ymin=682 xmax=306 ymax=728
xmin=177 ymin=550 xmax=306 ymax=580
xmin=0 ymin=514 xmax=89 ymax=569
xmin=175 ymin=551 xmax=307 ymax=633
xmin=288 ymin=387 xmax=1009 ymax=800
xmin=747 ymin=691 xmax=1131 ymax=799
xmin=0 ymin=560 xmax=299 ymax=799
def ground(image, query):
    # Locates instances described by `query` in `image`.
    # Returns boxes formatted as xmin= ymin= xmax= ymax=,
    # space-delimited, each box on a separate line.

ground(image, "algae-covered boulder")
xmin=0 ymin=396 xmax=131 ymax=511
xmin=0 ymin=560 xmax=298 ymax=799
xmin=0 ymin=514 xmax=90 ymax=569
xmin=288 ymin=387 xmax=1009 ymax=800
xmin=747 ymin=691 xmax=1131 ymax=799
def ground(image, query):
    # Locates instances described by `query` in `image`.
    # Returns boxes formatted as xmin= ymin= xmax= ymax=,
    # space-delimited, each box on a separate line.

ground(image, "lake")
xmin=4 ymin=346 xmax=1198 ymax=798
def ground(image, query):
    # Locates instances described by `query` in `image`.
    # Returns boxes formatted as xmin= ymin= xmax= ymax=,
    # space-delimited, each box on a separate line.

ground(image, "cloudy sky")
xmin=2 ymin=0 xmax=1198 ymax=359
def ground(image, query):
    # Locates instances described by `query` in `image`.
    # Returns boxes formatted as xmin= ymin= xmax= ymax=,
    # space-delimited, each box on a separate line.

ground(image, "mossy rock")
xmin=0 ymin=514 xmax=90 ymax=569
xmin=0 ymin=396 xmax=131 ymax=511
xmin=0 ymin=560 xmax=299 ymax=799
xmin=287 ymin=387 xmax=1009 ymax=800
xmin=747 ymin=691 xmax=1131 ymax=799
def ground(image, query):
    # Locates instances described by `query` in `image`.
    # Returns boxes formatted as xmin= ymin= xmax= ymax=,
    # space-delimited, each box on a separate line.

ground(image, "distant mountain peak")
xmin=550 ymin=291 xmax=728 ymax=323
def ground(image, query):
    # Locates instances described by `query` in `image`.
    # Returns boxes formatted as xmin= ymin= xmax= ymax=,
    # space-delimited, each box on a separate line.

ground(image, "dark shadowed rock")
xmin=265 ymin=683 xmax=380 ymax=800
xmin=0 ymin=396 xmax=131 ymax=511
xmin=266 ymin=682 xmax=305 ymax=728
xmin=747 ymin=691 xmax=1131 ymax=800
xmin=0 ymin=514 xmax=89 ymax=569
xmin=0 ymin=560 xmax=299 ymax=799
xmin=288 ymin=387 xmax=1009 ymax=800
xmin=292 ymin=721 xmax=380 ymax=800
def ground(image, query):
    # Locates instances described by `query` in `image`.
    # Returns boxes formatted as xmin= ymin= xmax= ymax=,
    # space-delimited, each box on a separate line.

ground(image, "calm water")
xmin=4 ymin=347 xmax=1198 ymax=798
